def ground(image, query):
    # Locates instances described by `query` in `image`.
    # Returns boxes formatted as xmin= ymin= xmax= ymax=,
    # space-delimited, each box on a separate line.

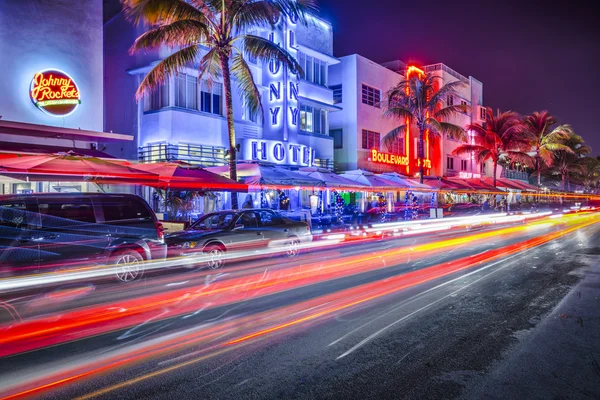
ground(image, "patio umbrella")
xmin=206 ymin=163 xmax=323 ymax=188
xmin=338 ymin=169 xmax=397 ymax=189
xmin=378 ymin=172 xmax=431 ymax=190
xmin=135 ymin=162 xmax=247 ymax=191
xmin=298 ymin=167 xmax=366 ymax=189
xmin=0 ymin=152 xmax=157 ymax=184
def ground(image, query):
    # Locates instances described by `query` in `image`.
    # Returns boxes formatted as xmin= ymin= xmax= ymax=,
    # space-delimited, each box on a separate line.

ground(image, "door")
xmin=0 ymin=200 xmax=40 ymax=276
xmin=257 ymin=210 xmax=289 ymax=246
xmin=231 ymin=211 xmax=265 ymax=252
xmin=36 ymin=196 xmax=109 ymax=271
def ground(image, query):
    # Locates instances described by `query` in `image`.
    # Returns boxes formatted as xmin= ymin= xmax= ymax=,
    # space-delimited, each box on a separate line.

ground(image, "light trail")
xmin=4 ymin=212 xmax=596 ymax=400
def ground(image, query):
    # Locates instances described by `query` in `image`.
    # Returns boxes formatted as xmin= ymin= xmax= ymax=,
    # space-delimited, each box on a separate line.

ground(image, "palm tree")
xmin=551 ymin=132 xmax=591 ymax=191
xmin=523 ymin=111 xmax=574 ymax=187
xmin=452 ymin=107 xmax=532 ymax=187
xmin=575 ymin=157 xmax=600 ymax=193
xmin=383 ymin=72 xmax=467 ymax=183
xmin=123 ymin=0 xmax=315 ymax=208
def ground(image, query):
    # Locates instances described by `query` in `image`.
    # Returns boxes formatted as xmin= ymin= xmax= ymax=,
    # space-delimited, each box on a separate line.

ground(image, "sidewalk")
xmin=464 ymin=249 xmax=600 ymax=399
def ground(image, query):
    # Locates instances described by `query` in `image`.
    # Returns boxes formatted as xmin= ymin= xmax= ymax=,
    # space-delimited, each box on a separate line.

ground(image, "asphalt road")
xmin=1 ymin=213 xmax=599 ymax=399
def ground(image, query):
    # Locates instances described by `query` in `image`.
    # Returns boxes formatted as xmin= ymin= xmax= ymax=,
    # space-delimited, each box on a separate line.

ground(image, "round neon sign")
xmin=30 ymin=69 xmax=81 ymax=117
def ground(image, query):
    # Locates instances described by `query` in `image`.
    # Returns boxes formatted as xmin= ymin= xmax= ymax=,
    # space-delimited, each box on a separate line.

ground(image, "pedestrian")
xmin=242 ymin=194 xmax=254 ymax=209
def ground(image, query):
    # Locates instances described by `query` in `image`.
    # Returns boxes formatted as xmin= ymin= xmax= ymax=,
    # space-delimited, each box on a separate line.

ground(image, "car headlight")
xmin=182 ymin=241 xmax=198 ymax=249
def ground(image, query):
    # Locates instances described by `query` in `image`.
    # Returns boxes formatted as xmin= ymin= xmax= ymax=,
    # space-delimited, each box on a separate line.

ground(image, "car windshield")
xmin=191 ymin=212 xmax=235 ymax=230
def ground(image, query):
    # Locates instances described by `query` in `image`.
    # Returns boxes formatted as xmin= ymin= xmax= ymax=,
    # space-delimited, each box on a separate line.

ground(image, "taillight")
xmin=156 ymin=221 xmax=165 ymax=241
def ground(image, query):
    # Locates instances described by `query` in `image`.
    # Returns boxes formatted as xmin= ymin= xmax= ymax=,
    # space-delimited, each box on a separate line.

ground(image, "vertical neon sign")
xmin=405 ymin=66 xmax=424 ymax=175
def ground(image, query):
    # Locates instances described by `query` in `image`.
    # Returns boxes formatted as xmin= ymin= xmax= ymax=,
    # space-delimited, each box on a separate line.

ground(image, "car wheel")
xmin=204 ymin=245 xmax=225 ymax=269
xmin=111 ymin=250 xmax=144 ymax=282
xmin=285 ymin=238 xmax=300 ymax=258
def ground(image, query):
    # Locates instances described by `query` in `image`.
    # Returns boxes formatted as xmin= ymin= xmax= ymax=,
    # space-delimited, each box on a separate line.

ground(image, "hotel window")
xmin=362 ymin=84 xmax=380 ymax=108
xmin=480 ymin=162 xmax=486 ymax=174
xmin=331 ymin=84 xmax=342 ymax=104
xmin=447 ymin=157 xmax=454 ymax=170
xmin=362 ymin=129 xmax=380 ymax=150
xmin=199 ymin=81 xmax=222 ymax=115
xmin=300 ymin=105 xmax=313 ymax=132
xmin=330 ymin=129 xmax=343 ymax=149
xmin=460 ymin=100 xmax=468 ymax=113
xmin=447 ymin=95 xmax=454 ymax=106
xmin=300 ymin=106 xmax=327 ymax=134
xmin=149 ymin=80 xmax=169 ymax=110
xmin=479 ymin=107 xmax=486 ymax=120
xmin=461 ymin=159 xmax=468 ymax=171
xmin=298 ymin=52 xmax=327 ymax=86
xmin=387 ymin=137 xmax=404 ymax=155
xmin=242 ymin=98 xmax=258 ymax=123
xmin=174 ymin=73 xmax=198 ymax=110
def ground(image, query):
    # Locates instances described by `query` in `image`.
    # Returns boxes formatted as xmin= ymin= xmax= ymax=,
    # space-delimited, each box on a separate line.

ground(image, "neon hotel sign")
xmin=30 ymin=69 xmax=81 ymax=116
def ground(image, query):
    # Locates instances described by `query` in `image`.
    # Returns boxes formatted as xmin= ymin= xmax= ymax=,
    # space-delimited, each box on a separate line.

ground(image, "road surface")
xmin=1 ymin=212 xmax=599 ymax=399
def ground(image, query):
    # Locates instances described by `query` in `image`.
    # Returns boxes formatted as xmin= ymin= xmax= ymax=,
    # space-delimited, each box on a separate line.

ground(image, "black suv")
xmin=0 ymin=193 xmax=166 ymax=282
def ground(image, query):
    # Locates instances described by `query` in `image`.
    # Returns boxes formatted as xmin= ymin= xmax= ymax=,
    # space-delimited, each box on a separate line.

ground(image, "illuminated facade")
xmin=329 ymin=55 xmax=489 ymax=179
xmin=0 ymin=0 xmax=134 ymax=195
xmin=105 ymin=12 xmax=339 ymax=169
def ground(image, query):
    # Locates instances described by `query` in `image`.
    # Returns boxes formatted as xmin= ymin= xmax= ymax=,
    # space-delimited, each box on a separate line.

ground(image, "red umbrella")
xmin=0 ymin=153 xmax=156 ymax=183
xmin=135 ymin=162 xmax=247 ymax=191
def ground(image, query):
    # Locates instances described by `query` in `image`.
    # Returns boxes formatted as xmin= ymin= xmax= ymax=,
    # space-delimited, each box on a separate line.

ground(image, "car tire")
xmin=111 ymin=249 xmax=144 ymax=283
xmin=204 ymin=244 xmax=225 ymax=270
xmin=285 ymin=238 xmax=300 ymax=258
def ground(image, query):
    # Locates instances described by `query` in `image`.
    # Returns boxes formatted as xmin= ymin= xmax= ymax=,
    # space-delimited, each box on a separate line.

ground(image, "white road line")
xmin=334 ymin=252 xmax=530 ymax=359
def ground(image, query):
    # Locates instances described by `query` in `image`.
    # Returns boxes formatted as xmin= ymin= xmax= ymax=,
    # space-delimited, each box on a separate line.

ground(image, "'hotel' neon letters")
xmin=252 ymin=141 xmax=267 ymax=161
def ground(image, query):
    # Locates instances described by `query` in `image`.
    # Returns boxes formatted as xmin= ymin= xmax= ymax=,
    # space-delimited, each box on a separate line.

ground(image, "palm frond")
xmin=137 ymin=44 xmax=200 ymax=99
xmin=230 ymin=53 xmax=263 ymax=119
xmin=242 ymin=34 xmax=303 ymax=76
xmin=438 ymin=122 xmax=466 ymax=141
xmin=197 ymin=47 xmax=222 ymax=86
xmin=383 ymin=105 xmax=414 ymax=123
xmin=505 ymin=151 xmax=534 ymax=167
xmin=434 ymin=104 xmax=468 ymax=120
xmin=122 ymin=0 xmax=207 ymax=25
xmin=231 ymin=1 xmax=279 ymax=32
xmin=382 ymin=125 xmax=408 ymax=148
xmin=452 ymin=144 xmax=487 ymax=158
xmin=130 ymin=20 xmax=210 ymax=53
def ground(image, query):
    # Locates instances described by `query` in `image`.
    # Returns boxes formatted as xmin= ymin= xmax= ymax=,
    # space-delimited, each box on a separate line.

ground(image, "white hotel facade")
xmin=328 ymin=55 xmax=496 ymax=179
xmin=105 ymin=11 xmax=339 ymax=171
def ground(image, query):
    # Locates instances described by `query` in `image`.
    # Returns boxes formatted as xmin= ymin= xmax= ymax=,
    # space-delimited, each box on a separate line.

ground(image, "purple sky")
xmin=319 ymin=0 xmax=600 ymax=155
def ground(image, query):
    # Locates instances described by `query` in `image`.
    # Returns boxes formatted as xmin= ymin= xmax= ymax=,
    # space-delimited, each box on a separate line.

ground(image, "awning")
xmin=378 ymin=172 xmax=431 ymax=190
xmin=446 ymin=177 xmax=499 ymax=192
xmin=0 ymin=153 xmax=156 ymax=184
xmin=135 ymin=162 xmax=247 ymax=191
xmin=206 ymin=163 xmax=324 ymax=188
xmin=419 ymin=177 xmax=464 ymax=191
xmin=338 ymin=169 xmax=397 ymax=189
xmin=482 ymin=177 xmax=530 ymax=191
xmin=298 ymin=167 xmax=366 ymax=189
xmin=0 ymin=142 xmax=116 ymax=159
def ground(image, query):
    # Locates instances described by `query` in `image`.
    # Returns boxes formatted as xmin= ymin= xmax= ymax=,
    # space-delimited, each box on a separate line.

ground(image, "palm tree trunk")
xmin=219 ymin=52 xmax=238 ymax=209
xmin=536 ymin=154 xmax=541 ymax=187
xmin=493 ymin=160 xmax=498 ymax=188
xmin=561 ymin=170 xmax=567 ymax=192
xmin=419 ymin=127 xmax=425 ymax=184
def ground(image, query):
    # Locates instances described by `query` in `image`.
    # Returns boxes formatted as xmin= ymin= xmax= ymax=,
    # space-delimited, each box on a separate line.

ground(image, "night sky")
xmin=319 ymin=0 xmax=600 ymax=155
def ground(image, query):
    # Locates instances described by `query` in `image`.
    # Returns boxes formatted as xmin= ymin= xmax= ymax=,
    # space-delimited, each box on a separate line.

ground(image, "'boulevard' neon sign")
xmin=30 ymin=69 xmax=81 ymax=117
xmin=370 ymin=149 xmax=409 ymax=166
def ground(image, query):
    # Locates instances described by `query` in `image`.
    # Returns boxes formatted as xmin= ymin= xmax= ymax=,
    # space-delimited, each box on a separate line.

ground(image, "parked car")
xmin=166 ymin=209 xmax=312 ymax=269
xmin=0 ymin=193 xmax=166 ymax=282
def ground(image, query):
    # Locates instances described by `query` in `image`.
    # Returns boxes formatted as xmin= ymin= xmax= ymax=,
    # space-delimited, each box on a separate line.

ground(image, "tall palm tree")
xmin=523 ymin=110 xmax=574 ymax=187
xmin=452 ymin=107 xmax=532 ymax=187
xmin=575 ymin=157 xmax=600 ymax=193
xmin=123 ymin=0 xmax=315 ymax=208
xmin=383 ymin=72 xmax=467 ymax=184
xmin=551 ymin=132 xmax=591 ymax=191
